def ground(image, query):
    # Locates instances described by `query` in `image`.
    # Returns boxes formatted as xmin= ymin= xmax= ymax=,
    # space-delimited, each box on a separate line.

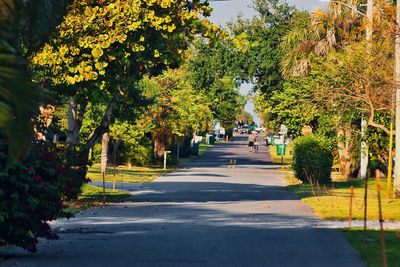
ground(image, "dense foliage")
xmin=0 ymin=0 xmax=245 ymax=254
xmin=0 ymin=0 xmax=73 ymax=167
xmin=188 ymin=40 xmax=244 ymax=136
xmin=292 ymin=134 xmax=334 ymax=184
xmin=0 ymin=138 xmax=88 ymax=252
xmin=227 ymin=0 xmax=396 ymax=180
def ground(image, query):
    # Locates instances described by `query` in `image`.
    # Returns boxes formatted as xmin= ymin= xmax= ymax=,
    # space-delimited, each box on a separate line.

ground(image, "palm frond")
xmin=0 ymin=50 xmax=42 ymax=167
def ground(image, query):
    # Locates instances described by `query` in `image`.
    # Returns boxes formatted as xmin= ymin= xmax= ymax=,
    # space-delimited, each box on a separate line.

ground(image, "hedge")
xmin=292 ymin=134 xmax=334 ymax=184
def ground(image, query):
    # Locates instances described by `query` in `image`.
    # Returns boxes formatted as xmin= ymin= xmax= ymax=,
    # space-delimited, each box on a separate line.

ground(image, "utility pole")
xmin=361 ymin=0 xmax=373 ymax=180
xmin=395 ymin=0 xmax=400 ymax=198
xmin=361 ymin=0 xmax=373 ymax=242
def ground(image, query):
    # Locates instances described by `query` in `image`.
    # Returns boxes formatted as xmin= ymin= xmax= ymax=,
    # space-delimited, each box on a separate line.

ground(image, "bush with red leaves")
xmin=0 ymin=138 xmax=89 ymax=252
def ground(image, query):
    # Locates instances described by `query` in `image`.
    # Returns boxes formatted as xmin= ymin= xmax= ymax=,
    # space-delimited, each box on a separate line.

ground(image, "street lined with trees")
xmin=0 ymin=0 xmax=244 ymax=252
xmin=1 ymin=0 xmax=400 ymax=265
xmin=228 ymin=0 xmax=400 ymax=191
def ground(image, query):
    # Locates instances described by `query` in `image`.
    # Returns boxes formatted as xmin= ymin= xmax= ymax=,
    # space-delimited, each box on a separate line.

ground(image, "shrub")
xmin=0 ymin=138 xmax=88 ymax=252
xmin=292 ymin=134 xmax=334 ymax=184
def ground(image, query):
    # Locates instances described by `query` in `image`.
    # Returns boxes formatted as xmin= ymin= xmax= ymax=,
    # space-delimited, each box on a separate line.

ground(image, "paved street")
xmin=2 ymin=135 xmax=365 ymax=266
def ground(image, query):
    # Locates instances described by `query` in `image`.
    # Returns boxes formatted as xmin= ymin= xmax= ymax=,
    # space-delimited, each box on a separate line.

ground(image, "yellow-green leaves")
xmin=32 ymin=0 xmax=225 ymax=87
xmin=91 ymin=47 xmax=104 ymax=59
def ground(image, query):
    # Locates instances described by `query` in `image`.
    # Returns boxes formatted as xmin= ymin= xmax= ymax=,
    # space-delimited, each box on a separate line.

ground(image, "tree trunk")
xmin=85 ymin=91 xmax=121 ymax=150
xmin=101 ymin=132 xmax=109 ymax=174
xmin=338 ymin=128 xmax=356 ymax=180
xmin=88 ymin=148 xmax=93 ymax=161
xmin=35 ymin=105 xmax=55 ymax=141
xmin=111 ymin=138 xmax=123 ymax=166
xmin=152 ymin=128 xmax=172 ymax=157
xmin=66 ymin=97 xmax=87 ymax=144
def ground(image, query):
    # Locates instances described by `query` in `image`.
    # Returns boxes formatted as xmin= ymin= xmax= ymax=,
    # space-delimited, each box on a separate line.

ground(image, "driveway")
xmin=1 ymin=135 xmax=365 ymax=267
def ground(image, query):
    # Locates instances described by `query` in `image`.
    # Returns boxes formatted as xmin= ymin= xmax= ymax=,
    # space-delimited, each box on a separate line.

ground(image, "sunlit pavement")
xmin=1 ymin=135 xmax=365 ymax=267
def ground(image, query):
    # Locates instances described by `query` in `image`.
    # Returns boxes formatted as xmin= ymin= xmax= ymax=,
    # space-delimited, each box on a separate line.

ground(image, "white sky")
xmin=208 ymin=0 xmax=327 ymax=27
xmin=208 ymin=0 xmax=327 ymax=125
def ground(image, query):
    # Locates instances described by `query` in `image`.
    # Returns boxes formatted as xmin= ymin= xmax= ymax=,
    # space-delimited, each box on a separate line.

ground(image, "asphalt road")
xmin=1 ymin=135 xmax=365 ymax=267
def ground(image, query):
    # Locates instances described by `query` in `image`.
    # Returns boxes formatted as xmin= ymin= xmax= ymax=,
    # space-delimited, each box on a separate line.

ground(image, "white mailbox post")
xmin=164 ymin=151 xmax=171 ymax=170
xmin=280 ymin=124 xmax=288 ymax=164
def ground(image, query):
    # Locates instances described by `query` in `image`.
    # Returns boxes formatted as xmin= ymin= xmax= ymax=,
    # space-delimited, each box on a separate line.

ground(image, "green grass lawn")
xmin=65 ymin=184 xmax=130 ymax=214
xmin=88 ymin=143 xmax=214 ymax=182
xmin=286 ymin=175 xmax=400 ymax=220
xmin=340 ymin=228 xmax=400 ymax=267
xmin=269 ymin=144 xmax=293 ymax=165
xmin=87 ymin=165 xmax=173 ymax=183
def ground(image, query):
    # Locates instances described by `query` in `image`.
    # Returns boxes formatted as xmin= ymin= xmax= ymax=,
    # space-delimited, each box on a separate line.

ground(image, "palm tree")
xmin=279 ymin=1 xmax=366 ymax=179
xmin=0 ymin=0 xmax=71 ymax=167
xmin=280 ymin=0 xmax=363 ymax=78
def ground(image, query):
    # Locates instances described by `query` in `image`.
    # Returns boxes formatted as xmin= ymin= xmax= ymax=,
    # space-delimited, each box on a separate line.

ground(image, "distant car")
xmin=256 ymin=126 xmax=265 ymax=133
xmin=241 ymin=126 xmax=249 ymax=134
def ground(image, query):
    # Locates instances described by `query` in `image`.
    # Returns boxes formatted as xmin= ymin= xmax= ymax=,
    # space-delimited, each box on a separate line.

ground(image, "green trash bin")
xmin=276 ymin=144 xmax=287 ymax=155
xmin=192 ymin=142 xmax=200 ymax=155
xmin=270 ymin=137 xmax=275 ymax=145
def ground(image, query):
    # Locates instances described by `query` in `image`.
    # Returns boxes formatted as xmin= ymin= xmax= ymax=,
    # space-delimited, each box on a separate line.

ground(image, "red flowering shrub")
xmin=0 ymin=138 xmax=89 ymax=252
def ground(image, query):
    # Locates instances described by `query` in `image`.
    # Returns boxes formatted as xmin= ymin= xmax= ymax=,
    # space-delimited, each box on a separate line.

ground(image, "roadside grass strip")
xmin=270 ymin=144 xmax=293 ymax=165
xmin=87 ymin=165 xmax=173 ymax=183
xmin=286 ymin=175 xmax=400 ymax=221
xmin=340 ymin=228 xmax=400 ymax=267
xmin=65 ymin=184 xmax=130 ymax=214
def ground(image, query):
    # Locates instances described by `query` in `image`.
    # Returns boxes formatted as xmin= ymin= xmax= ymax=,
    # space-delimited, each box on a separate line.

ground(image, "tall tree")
xmin=32 ymin=0 xmax=223 ymax=151
xmin=139 ymin=69 xmax=212 ymax=157
xmin=187 ymin=40 xmax=245 ymax=135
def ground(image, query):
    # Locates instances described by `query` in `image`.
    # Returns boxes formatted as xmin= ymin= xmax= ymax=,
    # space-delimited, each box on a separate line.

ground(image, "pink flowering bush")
xmin=0 ymin=137 xmax=88 ymax=252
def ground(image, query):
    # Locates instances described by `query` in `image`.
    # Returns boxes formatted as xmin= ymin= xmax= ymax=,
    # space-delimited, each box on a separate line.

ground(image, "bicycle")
xmin=254 ymin=143 xmax=259 ymax=153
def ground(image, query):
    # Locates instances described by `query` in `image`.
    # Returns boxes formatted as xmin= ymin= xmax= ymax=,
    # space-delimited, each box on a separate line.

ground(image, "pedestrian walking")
xmin=254 ymin=133 xmax=259 ymax=153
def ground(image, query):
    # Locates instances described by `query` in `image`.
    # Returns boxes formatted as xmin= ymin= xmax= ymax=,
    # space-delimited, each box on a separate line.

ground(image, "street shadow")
xmin=0 ymin=203 xmax=365 ymax=267
xmin=165 ymin=173 xmax=230 ymax=178
xmin=129 ymin=181 xmax=298 ymax=203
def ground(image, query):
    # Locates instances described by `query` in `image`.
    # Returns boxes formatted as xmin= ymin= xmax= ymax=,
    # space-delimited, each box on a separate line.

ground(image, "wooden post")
xmin=349 ymin=186 xmax=354 ymax=229
xmin=331 ymin=183 xmax=335 ymax=218
xmin=113 ymin=163 xmax=116 ymax=192
xmin=387 ymin=122 xmax=393 ymax=199
xmin=376 ymin=176 xmax=387 ymax=267
xmin=102 ymin=171 xmax=106 ymax=203
xmin=363 ymin=176 xmax=369 ymax=244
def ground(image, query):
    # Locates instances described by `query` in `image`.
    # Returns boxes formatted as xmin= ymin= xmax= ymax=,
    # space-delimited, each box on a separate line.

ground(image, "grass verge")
xmin=87 ymin=165 xmax=173 ymax=183
xmin=340 ymin=228 xmax=400 ymax=267
xmin=87 ymin=142 xmax=214 ymax=192
xmin=270 ymin=144 xmax=293 ymax=165
xmin=286 ymin=174 xmax=400 ymax=220
xmin=65 ymin=184 xmax=130 ymax=214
